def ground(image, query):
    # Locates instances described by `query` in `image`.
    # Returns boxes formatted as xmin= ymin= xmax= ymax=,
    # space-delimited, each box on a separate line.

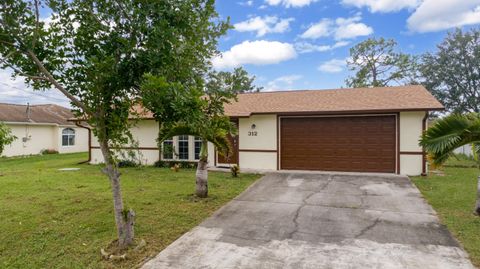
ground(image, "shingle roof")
xmin=224 ymin=85 xmax=444 ymax=117
xmin=0 ymin=103 xmax=74 ymax=125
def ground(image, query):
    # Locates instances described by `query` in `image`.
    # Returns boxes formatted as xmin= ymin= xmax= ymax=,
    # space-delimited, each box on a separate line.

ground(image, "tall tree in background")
xmin=0 ymin=122 xmax=16 ymax=156
xmin=421 ymin=28 xmax=480 ymax=114
xmin=142 ymin=67 xmax=256 ymax=198
xmin=346 ymin=37 xmax=417 ymax=88
xmin=0 ymin=0 xmax=228 ymax=248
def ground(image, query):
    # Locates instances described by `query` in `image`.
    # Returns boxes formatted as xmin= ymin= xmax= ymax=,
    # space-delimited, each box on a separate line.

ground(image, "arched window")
xmin=62 ymin=128 xmax=75 ymax=146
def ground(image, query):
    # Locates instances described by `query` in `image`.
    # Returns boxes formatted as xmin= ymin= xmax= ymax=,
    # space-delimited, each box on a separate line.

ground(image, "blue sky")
xmin=1 ymin=0 xmax=480 ymax=106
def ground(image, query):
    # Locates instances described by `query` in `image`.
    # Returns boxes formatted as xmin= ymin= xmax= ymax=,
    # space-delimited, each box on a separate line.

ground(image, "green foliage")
xmin=0 ymin=0 xmax=230 ymax=246
xmin=208 ymin=67 xmax=262 ymax=93
xmin=154 ymin=160 xmax=198 ymax=169
xmin=420 ymin=113 xmax=480 ymax=166
xmin=420 ymin=28 xmax=480 ymax=114
xmin=0 ymin=122 xmax=16 ymax=155
xmin=346 ymin=37 xmax=417 ymax=87
xmin=0 ymin=0 xmax=229 ymax=159
xmin=142 ymin=68 xmax=256 ymax=161
xmin=231 ymin=165 xmax=240 ymax=177
xmin=116 ymin=140 xmax=143 ymax=167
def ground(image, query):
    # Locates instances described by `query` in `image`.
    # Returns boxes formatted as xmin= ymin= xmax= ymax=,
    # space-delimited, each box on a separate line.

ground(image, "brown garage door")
xmin=280 ymin=115 xmax=396 ymax=173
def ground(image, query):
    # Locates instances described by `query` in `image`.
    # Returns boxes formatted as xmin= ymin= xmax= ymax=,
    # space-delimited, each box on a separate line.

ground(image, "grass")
xmin=0 ymin=153 xmax=260 ymax=268
xmin=444 ymin=153 xmax=478 ymax=168
xmin=412 ymin=164 xmax=480 ymax=267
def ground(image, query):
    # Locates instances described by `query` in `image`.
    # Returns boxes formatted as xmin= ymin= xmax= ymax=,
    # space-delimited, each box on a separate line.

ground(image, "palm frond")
xmin=421 ymin=113 xmax=480 ymax=165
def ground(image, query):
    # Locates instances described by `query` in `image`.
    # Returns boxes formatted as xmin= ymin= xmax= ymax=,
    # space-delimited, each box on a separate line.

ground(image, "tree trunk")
xmin=475 ymin=176 xmax=480 ymax=216
xmin=97 ymin=125 xmax=135 ymax=249
xmin=195 ymin=139 xmax=209 ymax=198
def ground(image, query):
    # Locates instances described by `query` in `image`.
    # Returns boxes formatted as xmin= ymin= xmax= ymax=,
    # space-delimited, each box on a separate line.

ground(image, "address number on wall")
xmin=248 ymin=131 xmax=258 ymax=136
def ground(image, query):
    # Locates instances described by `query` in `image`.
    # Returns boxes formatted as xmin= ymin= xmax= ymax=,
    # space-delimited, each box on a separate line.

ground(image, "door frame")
xmin=215 ymin=118 xmax=239 ymax=167
xmin=277 ymin=113 xmax=399 ymax=174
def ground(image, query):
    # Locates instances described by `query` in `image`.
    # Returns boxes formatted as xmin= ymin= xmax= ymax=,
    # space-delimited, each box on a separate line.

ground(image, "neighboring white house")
xmin=0 ymin=103 xmax=89 ymax=157
xmin=85 ymin=85 xmax=444 ymax=176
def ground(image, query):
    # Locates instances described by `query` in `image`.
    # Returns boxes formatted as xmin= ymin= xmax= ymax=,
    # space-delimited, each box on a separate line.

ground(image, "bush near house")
xmin=0 ymin=153 xmax=260 ymax=268
xmin=40 ymin=149 xmax=59 ymax=155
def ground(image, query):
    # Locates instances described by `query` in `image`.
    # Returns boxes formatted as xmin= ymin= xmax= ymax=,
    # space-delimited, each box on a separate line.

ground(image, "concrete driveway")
xmin=143 ymin=172 xmax=474 ymax=269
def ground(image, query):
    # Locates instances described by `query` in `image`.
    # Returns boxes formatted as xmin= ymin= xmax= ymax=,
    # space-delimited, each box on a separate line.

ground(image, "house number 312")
xmin=248 ymin=131 xmax=258 ymax=136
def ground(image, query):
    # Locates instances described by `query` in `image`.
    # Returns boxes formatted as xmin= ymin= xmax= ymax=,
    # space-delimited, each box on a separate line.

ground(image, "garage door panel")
xmin=280 ymin=116 xmax=396 ymax=173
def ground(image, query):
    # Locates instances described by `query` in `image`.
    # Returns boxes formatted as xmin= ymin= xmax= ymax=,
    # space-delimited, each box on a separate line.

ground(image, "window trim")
xmin=61 ymin=128 xmax=76 ymax=147
xmin=178 ymin=135 xmax=189 ymax=160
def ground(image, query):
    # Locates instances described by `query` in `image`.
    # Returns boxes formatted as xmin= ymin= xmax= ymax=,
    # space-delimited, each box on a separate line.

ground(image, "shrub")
xmin=231 ymin=165 xmax=240 ymax=177
xmin=41 ymin=149 xmax=59 ymax=155
xmin=118 ymin=160 xmax=140 ymax=168
xmin=154 ymin=160 xmax=198 ymax=169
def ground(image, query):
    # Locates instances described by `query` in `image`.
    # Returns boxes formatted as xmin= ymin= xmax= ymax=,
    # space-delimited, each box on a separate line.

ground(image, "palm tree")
xmin=159 ymin=116 xmax=236 ymax=198
xmin=420 ymin=113 xmax=480 ymax=214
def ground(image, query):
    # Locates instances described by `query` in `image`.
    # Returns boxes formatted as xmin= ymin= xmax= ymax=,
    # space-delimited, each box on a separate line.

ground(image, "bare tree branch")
xmin=26 ymin=49 xmax=91 ymax=114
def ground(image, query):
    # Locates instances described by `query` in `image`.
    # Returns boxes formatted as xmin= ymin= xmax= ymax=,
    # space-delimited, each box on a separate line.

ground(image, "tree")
xmin=420 ymin=28 xmax=480 ymax=114
xmin=142 ymin=68 xmax=254 ymax=197
xmin=213 ymin=67 xmax=262 ymax=93
xmin=0 ymin=0 xmax=228 ymax=248
xmin=420 ymin=113 xmax=480 ymax=215
xmin=0 ymin=122 xmax=16 ymax=156
xmin=346 ymin=37 xmax=417 ymax=88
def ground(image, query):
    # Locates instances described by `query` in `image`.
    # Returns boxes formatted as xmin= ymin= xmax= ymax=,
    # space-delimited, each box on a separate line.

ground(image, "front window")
xmin=62 ymin=128 xmax=75 ymax=146
xmin=194 ymin=137 xmax=202 ymax=160
xmin=178 ymin=135 xmax=189 ymax=160
xmin=162 ymin=138 xmax=174 ymax=159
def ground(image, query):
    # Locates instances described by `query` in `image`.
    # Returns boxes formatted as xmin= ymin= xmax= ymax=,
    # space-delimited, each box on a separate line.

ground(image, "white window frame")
xmin=61 ymin=128 xmax=75 ymax=147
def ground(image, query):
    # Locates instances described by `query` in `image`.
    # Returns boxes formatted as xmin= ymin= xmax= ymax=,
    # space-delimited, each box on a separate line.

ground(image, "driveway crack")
xmin=355 ymin=218 xmax=381 ymax=238
xmin=288 ymin=175 xmax=333 ymax=239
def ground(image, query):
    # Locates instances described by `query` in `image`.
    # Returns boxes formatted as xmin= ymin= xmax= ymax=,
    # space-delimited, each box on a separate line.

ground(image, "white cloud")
xmin=265 ymin=75 xmax=303 ymax=91
xmin=300 ymin=15 xmax=373 ymax=40
xmin=407 ymin=0 xmax=480 ymax=33
xmin=212 ymin=40 xmax=297 ymax=69
xmin=239 ymin=0 xmax=254 ymax=6
xmin=341 ymin=0 xmax=420 ymax=13
xmin=299 ymin=19 xmax=332 ymax=39
xmin=264 ymin=0 xmax=317 ymax=8
xmin=295 ymin=41 xmax=350 ymax=53
xmin=318 ymin=58 xmax=348 ymax=73
xmin=0 ymin=69 xmax=70 ymax=107
xmin=234 ymin=16 xmax=294 ymax=37
xmin=334 ymin=16 xmax=374 ymax=40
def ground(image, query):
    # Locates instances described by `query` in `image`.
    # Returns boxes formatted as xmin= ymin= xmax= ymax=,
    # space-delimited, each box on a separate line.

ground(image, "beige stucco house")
xmin=0 ymin=103 xmax=88 ymax=157
xmin=85 ymin=85 xmax=443 ymax=176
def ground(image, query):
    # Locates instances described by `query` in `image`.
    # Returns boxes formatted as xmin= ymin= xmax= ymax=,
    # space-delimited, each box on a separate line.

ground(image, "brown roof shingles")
xmin=224 ymin=85 xmax=444 ymax=117
xmin=0 ymin=103 xmax=74 ymax=125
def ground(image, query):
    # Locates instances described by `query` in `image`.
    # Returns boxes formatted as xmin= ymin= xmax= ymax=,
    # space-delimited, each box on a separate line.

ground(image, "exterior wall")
xmin=399 ymin=111 xmax=427 ymax=176
xmin=239 ymin=152 xmax=277 ymax=170
xmin=88 ymin=111 xmax=428 ymax=176
xmin=237 ymin=114 xmax=278 ymax=170
xmin=57 ymin=126 xmax=89 ymax=154
xmin=90 ymin=119 xmax=215 ymax=165
xmin=2 ymin=123 xmax=88 ymax=157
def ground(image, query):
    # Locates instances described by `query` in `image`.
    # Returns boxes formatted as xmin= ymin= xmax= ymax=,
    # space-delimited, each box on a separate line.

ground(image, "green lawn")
xmin=412 ymin=166 xmax=480 ymax=267
xmin=0 ymin=153 xmax=260 ymax=269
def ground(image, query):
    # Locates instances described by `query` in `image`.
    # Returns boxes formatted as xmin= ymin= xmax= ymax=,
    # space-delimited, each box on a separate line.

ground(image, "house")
xmin=0 ymin=103 xmax=89 ymax=157
xmin=84 ymin=85 xmax=443 ymax=176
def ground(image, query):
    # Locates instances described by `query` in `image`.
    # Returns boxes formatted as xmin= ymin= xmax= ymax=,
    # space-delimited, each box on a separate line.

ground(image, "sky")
xmin=1 ymin=0 xmax=480 ymax=107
